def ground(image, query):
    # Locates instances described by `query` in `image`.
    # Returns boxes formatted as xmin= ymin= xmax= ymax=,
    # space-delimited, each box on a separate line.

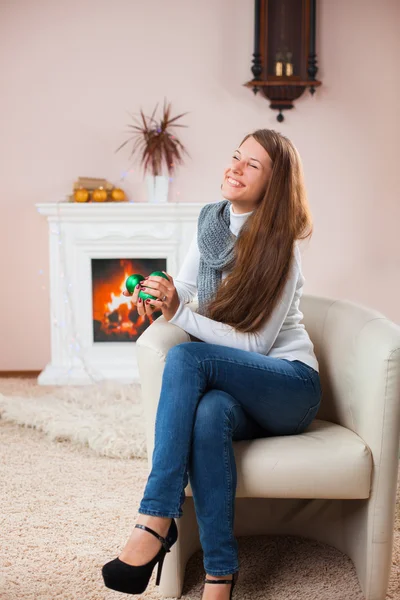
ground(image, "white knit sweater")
xmin=170 ymin=202 xmax=319 ymax=372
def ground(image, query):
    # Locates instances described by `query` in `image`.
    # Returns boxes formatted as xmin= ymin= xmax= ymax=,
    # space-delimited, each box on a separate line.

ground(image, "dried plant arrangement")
xmin=116 ymin=98 xmax=190 ymax=178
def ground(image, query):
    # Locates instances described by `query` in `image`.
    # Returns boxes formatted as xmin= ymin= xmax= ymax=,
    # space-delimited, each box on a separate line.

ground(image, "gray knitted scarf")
xmin=196 ymin=200 xmax=237 ymax=316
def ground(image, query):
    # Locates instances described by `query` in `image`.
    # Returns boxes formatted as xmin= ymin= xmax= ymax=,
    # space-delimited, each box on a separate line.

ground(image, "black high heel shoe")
xmin=102 ymin=518 xmax=178 ymax=595
xmin=203 ymin=571 xmax=239 ymax=600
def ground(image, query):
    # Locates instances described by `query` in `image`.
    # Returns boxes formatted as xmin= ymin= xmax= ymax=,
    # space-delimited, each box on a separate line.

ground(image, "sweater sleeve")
xmin=169 ymin=246 xmax=301 ymax=355
xmin=172 ymin=228 xmax=199 ymax=304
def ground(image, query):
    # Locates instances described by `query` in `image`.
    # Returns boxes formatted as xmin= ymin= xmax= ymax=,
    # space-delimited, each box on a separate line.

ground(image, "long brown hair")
xmin=204 ymin=129 xmax=313 ymax=334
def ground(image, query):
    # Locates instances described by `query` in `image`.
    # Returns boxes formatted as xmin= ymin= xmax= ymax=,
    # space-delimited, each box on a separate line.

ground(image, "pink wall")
xmin=0 ymin=0 xmax=399 ymax=370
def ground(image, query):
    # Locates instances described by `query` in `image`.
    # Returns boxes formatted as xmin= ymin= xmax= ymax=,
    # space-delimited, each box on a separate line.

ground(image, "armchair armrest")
xmin=136 ymin=301 xmax=198 ymax=468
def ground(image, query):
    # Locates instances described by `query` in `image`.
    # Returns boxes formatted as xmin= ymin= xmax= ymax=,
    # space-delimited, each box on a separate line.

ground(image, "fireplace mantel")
xmin=36 ymin=201 xmax=202 ymax=222
xmin=36 ymin=201 xmax=204 ymax=385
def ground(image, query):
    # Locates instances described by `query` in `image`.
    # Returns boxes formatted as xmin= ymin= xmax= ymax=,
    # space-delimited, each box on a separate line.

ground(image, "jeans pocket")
xmin=291 ymin=360 xmax=319 ymax=382
xmin=302 ymin=367 xmax=322 ymax=399
xmin=295 ymin=401 xmax=321 ymax=435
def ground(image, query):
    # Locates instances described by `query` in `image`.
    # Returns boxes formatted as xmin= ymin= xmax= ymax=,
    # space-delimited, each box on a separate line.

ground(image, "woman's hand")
xmin=122 ymin=271 xmax=180 ymax=322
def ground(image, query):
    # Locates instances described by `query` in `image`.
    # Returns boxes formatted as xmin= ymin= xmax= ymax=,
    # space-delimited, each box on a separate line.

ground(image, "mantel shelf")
xmin=35 ymin=201 xmax=204 ymax=222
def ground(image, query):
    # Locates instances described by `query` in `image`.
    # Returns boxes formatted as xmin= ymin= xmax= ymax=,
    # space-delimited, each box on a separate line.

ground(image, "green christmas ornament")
xmin=125 ymin=273 xmax=145 ymax=294
xmin=138 ymin=271 xmax=169 ymax=303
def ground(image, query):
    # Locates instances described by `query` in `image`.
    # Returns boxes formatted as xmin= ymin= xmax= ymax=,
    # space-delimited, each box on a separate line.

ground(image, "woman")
xmin=102 ymin=129 xmax=321 ymax=599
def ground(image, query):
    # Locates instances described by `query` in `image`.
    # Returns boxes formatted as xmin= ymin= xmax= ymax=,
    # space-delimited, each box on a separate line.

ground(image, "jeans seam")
xmin=205 ymin=567 xmax=240 ymax=576
xmin=229 ymin=403 xmax=243 ymax=436
xmin=202 ymin=410 xmax=238 ymax=574
xmin=138 ymin=509 xmax=181 ymax=518
xmin=174 ymin=349 xmax=204 ymax=516
xmin=223 ymin=413 xmax=236 ymax=565
xmin=197 ymin=356 xmax=308 ymax=382
xmin=176 ymin=457 xmax=189 ymax=517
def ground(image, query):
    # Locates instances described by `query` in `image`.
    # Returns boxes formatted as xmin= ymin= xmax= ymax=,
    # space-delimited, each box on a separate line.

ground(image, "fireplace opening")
xmin=91 ymin=258 xmax=167 ymax=342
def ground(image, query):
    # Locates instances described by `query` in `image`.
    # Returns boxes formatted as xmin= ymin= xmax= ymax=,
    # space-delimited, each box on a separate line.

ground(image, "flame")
xmin=92 ymin=258 xmax=162 ymax=341
xmin=107 ymin=271 xmax=133 ymax=313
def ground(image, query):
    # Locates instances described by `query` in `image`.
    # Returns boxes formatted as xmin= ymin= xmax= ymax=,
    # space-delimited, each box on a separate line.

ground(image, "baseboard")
xmin=0 ymin=371 xmax=40 ymax=378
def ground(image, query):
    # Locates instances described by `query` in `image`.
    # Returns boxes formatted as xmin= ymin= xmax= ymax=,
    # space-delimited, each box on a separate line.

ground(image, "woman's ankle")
xmin=137 ymin=514 xmax=172 ymax=536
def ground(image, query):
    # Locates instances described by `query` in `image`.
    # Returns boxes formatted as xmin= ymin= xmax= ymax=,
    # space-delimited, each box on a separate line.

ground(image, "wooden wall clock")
xmin=244 ymin=0 xmax=322 ymax=121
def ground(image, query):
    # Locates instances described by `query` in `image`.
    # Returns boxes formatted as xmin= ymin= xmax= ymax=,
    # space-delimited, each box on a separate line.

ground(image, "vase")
xmin=145 ymin=175 xmax=169 ymax=203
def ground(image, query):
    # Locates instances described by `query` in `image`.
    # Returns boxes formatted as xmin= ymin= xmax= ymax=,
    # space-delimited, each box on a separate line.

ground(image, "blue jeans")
xmin=138 ymin=342 xmax=322 ymax=576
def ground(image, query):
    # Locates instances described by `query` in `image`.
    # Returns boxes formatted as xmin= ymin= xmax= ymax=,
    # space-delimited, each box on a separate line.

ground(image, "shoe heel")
xmin=231 ymin=571 xmax=239 ymax=599
xmin=155 ymin=549 xmax=166 ymax=586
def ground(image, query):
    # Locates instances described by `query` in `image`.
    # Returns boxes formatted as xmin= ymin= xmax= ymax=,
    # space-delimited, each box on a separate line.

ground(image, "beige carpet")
xmin=0 ymin=379 xmax=399 ymax=600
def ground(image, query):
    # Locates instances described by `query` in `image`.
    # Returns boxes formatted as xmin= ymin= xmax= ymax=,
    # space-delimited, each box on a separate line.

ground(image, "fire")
xmin=92 ymin=258 xmax=163 ymax=342
xmin=107 ymin=271 xmax=134 ymax=313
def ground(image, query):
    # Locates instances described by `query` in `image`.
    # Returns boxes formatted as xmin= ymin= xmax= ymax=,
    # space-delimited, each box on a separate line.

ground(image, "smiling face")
xmin=221 ymin=136 xmax=273 ymax=214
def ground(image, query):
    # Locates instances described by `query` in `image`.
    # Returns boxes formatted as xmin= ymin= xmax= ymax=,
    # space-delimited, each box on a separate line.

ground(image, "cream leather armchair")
xmin=136 ymin=294 xmax=400 ymax=600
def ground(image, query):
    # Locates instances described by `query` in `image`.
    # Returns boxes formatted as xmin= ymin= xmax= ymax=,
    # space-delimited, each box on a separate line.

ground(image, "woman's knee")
xmin=193 ymin=390 xmax=237 ymax=439
xmin=166 ymin=341 xmax=202 ymax=364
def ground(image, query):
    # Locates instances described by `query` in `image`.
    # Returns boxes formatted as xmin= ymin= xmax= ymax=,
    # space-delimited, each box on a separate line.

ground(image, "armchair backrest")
xmin=300 ymin=294 xmax=400 ymax=459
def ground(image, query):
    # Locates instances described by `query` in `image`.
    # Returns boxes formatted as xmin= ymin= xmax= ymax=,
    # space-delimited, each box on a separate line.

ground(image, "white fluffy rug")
xmin=0 ymin=378 xmax=147 ymax=459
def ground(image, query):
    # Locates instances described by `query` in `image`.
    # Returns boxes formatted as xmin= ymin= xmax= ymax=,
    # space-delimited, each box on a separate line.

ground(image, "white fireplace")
xmin=36 ymin=201 xmax=203 ymax=385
